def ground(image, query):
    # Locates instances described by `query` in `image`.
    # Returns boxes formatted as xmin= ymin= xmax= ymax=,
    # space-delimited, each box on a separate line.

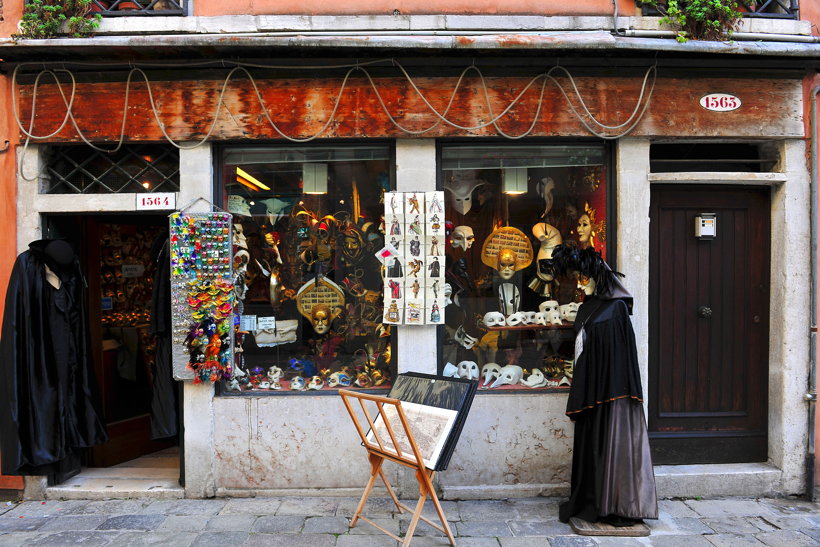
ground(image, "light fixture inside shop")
xmin=503 ymin=168 xmax=528 ymax=195
xmin=303 ymin=163 xmax=328 ymax=194
xmin=236 ymin=167 xmax=271 ymax=191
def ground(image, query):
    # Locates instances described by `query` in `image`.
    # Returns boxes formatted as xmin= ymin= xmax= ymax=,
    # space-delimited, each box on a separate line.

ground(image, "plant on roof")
xmin=638 ymin=0 xmax=754 ymax=42
xmin=16 ymin=0 xmax=102 ymax=40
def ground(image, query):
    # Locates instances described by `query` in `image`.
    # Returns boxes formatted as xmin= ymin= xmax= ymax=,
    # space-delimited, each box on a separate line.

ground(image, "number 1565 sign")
xmin=136 ymin=192 xmax=176 ymax=210
xmin=700 ymin=93 xmax=741 ymax=112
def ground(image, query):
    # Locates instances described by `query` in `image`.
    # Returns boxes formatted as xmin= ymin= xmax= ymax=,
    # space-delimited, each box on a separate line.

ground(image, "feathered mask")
xmin=543 ymin=244 xmax=623 ymax=297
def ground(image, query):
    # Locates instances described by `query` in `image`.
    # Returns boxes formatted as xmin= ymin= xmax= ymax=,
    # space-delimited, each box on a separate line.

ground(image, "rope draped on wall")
xmin=13 ymin=58 xmax=657 ymax=178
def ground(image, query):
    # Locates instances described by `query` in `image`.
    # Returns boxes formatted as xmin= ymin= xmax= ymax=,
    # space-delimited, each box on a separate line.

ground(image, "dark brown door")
xmin=649 ymin=186 xmax=769 ymax=464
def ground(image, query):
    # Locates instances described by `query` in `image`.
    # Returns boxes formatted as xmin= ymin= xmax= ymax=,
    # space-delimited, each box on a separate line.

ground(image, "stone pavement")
xmin=0 ymin=495 xmax=818 ymax=546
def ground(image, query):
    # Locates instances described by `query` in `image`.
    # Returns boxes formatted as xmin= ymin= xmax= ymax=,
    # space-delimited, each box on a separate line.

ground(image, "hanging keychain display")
xmin=169 ymin=211 xmax=235 ymax=382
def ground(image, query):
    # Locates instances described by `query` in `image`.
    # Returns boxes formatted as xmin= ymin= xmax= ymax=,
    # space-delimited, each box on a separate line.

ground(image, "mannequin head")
xmin=577 ymin=214 xmax=593 ymax=246
xmin=577 ymin=274 xmax=597 ymax=296
xmin=497 ymin=248 xmax=517 ymax=280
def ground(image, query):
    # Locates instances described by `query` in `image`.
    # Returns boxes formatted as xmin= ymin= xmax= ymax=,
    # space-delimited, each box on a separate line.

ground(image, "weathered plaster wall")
xmin=194 ymin=0 xmax=636 ymax=17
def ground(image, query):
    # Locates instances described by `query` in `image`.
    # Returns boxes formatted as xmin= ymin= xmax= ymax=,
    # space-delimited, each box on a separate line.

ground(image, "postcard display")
xmin=169 ymin=212 xmax=235 ymax=382
xmin=382 ymin=192 xmax=446 ymax=326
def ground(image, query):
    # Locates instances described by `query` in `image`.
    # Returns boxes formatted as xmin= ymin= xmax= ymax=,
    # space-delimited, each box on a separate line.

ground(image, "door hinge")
xmin=806 ymin=391 xmax=817 ymax=403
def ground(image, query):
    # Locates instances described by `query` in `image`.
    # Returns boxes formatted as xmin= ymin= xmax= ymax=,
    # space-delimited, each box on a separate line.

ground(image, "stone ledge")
xmin=655 ymin=462 xmax=782 ymax=499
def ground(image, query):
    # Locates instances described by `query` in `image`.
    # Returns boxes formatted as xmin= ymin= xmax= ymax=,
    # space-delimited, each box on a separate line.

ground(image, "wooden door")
xmin=648 ymin=186 xmax=769 ymax=464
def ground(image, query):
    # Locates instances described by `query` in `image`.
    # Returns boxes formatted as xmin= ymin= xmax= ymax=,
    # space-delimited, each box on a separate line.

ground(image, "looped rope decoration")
xmin=13 ymin=59 xmax=657 ymax=181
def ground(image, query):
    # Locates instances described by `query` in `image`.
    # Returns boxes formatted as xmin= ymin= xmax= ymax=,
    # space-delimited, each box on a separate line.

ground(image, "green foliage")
xmin=639 ymin=0 xmax=753 ymax=42
xmin=16 ymin=0 xmax=102 ymax=39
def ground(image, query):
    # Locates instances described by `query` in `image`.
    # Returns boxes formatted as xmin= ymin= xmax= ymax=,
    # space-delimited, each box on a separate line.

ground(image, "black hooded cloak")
xmin=0 ymin=240 xmax=108 ymax=476
xmin=558 ymin=293 xmax=658 ymax=525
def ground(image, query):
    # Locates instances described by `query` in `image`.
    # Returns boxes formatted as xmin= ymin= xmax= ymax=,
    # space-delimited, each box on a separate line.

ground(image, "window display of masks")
xmin=440 ymin=144 xmax=607 ymax=390
xmin=221 ymin=146 xmax=395 ymax=393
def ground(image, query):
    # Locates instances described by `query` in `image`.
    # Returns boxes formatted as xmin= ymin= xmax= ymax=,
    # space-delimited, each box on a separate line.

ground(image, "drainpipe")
xmin=809 ymin=84 xmax=819 ymax=501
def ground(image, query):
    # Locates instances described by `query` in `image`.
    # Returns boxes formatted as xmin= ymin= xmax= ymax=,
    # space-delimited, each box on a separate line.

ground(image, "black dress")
xmin=558 ymin=296 xmax=658 ymax=525
xmin=0 ymin=240 xmax=108 ymax=476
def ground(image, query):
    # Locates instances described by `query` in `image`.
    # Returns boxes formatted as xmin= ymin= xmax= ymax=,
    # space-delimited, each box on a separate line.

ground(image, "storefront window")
xmin=441 ymin=144 xmax=608 ymax=391
xmin=220 ymin=145 xmax=395 ymax=393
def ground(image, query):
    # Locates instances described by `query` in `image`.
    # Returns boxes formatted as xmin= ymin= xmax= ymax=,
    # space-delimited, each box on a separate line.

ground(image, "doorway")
xmin=648 ymin=185 xmax=770 ymax=464
xmin=44 ymin=214 xmax=180 ymax=476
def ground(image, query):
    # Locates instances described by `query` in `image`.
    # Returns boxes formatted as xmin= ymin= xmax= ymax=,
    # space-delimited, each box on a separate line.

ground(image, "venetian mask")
xmin=445 ymin=173 xmax=485 ymax=215
xmin=481 ymin=363 xmax=501 ymax=387
xmin=457 ymin=360 xmax=479 ymax=381
xmin=307 ymin=376 xmax=324 ymax=390
xmin=451 ymin=226 xmax=475 ymax=251
xmin=497 ymin=248 xmax=517 ymax=280
xmin=454 ymin=325 xmax=478 ymax=349
xmin=506 ymin=312 xmax=527 ymax=327
xmin=490 ymin=365 xmax=524 ymax=388
xmin=534 ymin=311 xmax=548 ymax=326
xmin=311 ymin=304 xmax=333 ymax=335
xmin=327 ymin=371 xmax=351 ymax=388
xmin=483 ymin=311 xmax=505 ymax=328
xmin=290 ymin=376 xmax=306 ymax=391
xmin=539 ymin=300 xmax=559 ymax=315
xmin=560 ymin=302 xmax=580 ymax=322
xmin=578 ymin=275 xmax=597 ymax=296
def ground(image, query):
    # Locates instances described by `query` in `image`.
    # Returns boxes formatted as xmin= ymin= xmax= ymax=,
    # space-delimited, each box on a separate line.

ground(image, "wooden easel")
xmin=339 ymin=389 xmax=457 ymax=547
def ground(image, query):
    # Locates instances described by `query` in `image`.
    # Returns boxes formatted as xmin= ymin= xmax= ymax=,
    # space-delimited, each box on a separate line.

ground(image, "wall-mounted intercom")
xmin=695 ymin=213 xmax=716 ymax=240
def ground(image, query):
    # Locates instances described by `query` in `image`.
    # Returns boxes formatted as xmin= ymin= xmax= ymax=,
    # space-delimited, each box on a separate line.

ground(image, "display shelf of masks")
xmin=440 ymin=156 xmax=606 ymax=392
xmin=220 ymin=161 xmax=397 ymax=394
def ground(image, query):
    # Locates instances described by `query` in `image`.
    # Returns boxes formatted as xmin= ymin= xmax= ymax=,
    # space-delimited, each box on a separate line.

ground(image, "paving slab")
xmin=1 ymin=500 xmax=90 ymax=518
xmin=71 ymin=499 xmax=154 ymax=515
xmin=686 ymin=499 xmax=776 ymax=518
xmin=108 ymin=531 xmax=198 ymax=546
xmin=508 ymin=519 xmax=573 ymax=536
xmin=753 ymin=530 xmax=818 ymax=547
xmin=0 ymin=516 xmax=48 ymax=532
xmin=205 ymin=514 xmax=258 ymax=531
xmin=303 ymin=515 xmax=350 ymax=533
xmin=349 ymin=517 xmax=400 ymax=535
xmin=648 ymin=536 xmax=715 ymax=547
xmin=505 ymin=498 xmax=559 ymax=521
xmin=245 ymin=533 xmax=338 ymax=547
xmin=219 ymin=498 xmax=282 ymax=516
xmin=456 ymin=500 xmax=519 ymax=521
xmin=30 ymin=530 xmax=122 ymax=545
xmin=335 ymin=534 xmax=399 ymax=546
xmin=275 ymin=496 xmax=338 ymax=516
xmin=594 ymin=538 xmax=651 ymax=546
xmin=546 ymin=536 xmax=597 ymax=547
xmin=36 ymin=514 xmax=108 ymax=531
xmin=97 ymin=513 xmax=166 ymax=531
xmin=759 ymin=498 xmax=820 ymax=516
xmin=191 ymin=531 xmax=250 ymax=547
xmin=336 ymin=496 xmax=397 ymax=518
xmin=455 ymin=520 xmax=513 ymax=537
xmin=701 ymin=517 xmax=767 ymax=534
xmin=703 ymin=534 xmax=765 ymax=546
xmin=499 ymin=537 xmax=551 ymax=547
xmin=250 ymin=514 xmax=305 ymax=533
xmin=659 ymin=500 xmax=701 ymax=519
xmin=142 ymin=499 xmax=227 ymax=516
xmin=0 ymin=532 xmax=45 ymax=546
xmin=156 ymin=515 xmax=205 ymax=532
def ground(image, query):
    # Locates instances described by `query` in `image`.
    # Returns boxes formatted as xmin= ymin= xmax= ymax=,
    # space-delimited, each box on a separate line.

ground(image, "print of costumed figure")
xmin=387 ymin=257 xmax=403 ymax=278
xmin=428 ymin=257 xmax=441 ymax=277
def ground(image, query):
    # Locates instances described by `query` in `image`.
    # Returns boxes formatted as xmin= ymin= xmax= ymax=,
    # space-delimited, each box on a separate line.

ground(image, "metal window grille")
xmin=92 ymin=0 xmax=186 ymax=16
xmin=639 ymin=0 xmax=799 ymax=20
xmin=45 ymin=145 xmax=180 ymax=194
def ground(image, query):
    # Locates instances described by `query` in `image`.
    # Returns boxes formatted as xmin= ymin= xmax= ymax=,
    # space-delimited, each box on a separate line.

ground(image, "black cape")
xmin=148 ymin=237 xmax=179 ymax=440
xmin=0 ymin=240 xmax=108 ymax=476
xmin=558 ymin=296 xmax=658 ymax=524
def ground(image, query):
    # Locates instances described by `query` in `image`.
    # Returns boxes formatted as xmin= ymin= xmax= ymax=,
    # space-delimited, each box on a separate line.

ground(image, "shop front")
xmin=6 ymin=55 xmax=813 ymax=499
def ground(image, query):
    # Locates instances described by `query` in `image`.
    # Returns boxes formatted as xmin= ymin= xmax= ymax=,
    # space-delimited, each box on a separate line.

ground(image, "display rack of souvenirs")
xmin=169 ymin=212 xmax=235 ymax=383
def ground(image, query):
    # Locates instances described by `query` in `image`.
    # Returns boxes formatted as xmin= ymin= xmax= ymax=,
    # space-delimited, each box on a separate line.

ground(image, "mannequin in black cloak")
xmin=548 ymin=245 xmax=658 ymax=526
xmin=0 ymin=240 xmax=108 ymax=478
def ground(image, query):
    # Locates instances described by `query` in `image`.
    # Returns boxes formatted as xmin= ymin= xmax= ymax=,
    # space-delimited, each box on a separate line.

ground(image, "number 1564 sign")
xmin=136 ymin=192 xmax=176 ymax=210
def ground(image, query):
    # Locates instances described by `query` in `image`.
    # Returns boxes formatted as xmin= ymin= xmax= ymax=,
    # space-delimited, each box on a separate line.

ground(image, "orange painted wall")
xmin=194 ymin=0 xmax=638 ymax=17
xmin=0 ymin=72 xmax=22 ymax=490
xmin=0 ymin=0 xmax=23 ymax=38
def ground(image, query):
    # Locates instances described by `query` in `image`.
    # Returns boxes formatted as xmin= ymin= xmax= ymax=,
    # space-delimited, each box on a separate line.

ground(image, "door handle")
xmin=698 ymin=306 xmax=713 ymax=319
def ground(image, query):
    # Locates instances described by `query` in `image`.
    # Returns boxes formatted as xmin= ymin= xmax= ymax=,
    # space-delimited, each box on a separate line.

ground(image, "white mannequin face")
xmin=578 ymin=275 xmax=597 ymax=296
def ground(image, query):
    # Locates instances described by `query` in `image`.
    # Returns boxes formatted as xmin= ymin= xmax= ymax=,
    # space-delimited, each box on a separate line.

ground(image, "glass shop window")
xmin=441 ymin=144 xmax=607 ymax=391
xmin=220 ymin=145 xmax=395 ymax=393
